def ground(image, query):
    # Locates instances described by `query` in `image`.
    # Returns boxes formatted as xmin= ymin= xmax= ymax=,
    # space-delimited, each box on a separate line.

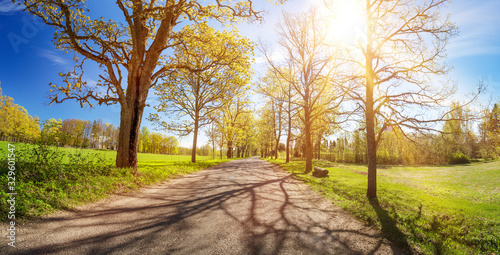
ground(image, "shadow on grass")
xmin=369 ymin=198 xmax=413 ymax=253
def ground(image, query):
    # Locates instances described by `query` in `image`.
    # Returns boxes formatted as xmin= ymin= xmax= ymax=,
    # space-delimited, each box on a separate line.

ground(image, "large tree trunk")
xmin=286 ymin=134 xmax=290 ymax=163
xmin=316 ymin=132 xmax=322 ymax=160
xmin=275 ymin=130 xmax=281 ymax=160
xmin=115 ymin=12 xmax=174 ymax=173
xmin=116 ymin=99 xmax=145 ymax=174
xmin=305 ymin=130 xmax=313 ymax=173
xmin=304 ymin=108 xmax=313 ymax=173
xmin=286 ymin=97 xmax=292 ymax=163
xmin=366 ymin=77 xmax=377 ymax=199
xmin=365 ymin=0 xmax=377 ymax=199
xmin=212 ymin=139 xmax=215 ymax=159
xmin=191 ymin=115 xmax=199 ymax=163
xmin=227 ymin=140 xmax=233 ymax=158
xmin=220 ymin=138 xmax=223 ymax=159
xmin=275 ymin=106 xmax=282 ymax=160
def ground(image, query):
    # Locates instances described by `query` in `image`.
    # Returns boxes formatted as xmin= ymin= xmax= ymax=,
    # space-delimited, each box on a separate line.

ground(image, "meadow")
xmin=0 ymin=141 xmax=232 ymax=219
xmin=266 ymin=158 xmax=500 ymax=255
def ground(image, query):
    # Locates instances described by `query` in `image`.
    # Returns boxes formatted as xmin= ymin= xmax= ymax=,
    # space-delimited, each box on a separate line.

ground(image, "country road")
xmin=1 ymin=157 xmax=409 ymax=255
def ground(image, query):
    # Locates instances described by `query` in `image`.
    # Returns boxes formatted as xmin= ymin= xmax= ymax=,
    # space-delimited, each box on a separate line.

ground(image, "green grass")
xmin=265 ymin=158 xmax=500 ymax=255
xmin=0 ymin=141 xmax=211 ymax=163
xmin=0 ymin=141 xmax=233 ymax=219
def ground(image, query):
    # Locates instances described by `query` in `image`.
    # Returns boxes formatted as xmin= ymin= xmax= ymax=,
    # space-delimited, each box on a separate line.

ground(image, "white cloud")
xmin=448 ymin=0 xmax=500 ymax=58
xmin=38 ymin=49 xmax=70 ymax=65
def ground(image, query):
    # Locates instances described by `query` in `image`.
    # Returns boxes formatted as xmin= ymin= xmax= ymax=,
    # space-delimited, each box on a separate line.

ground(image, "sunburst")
xmin=319 ymin=0 xmax=366 ymax=46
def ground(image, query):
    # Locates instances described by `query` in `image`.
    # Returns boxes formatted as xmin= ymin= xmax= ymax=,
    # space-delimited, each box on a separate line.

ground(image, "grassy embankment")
xmin=265 ymin=158 xmax=499 ymax=254
xmin=0 ymin=141 xmax=234 ymax=220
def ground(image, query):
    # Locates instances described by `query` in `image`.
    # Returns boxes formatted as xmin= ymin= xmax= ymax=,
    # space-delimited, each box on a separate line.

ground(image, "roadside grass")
xmin=265 ymin=158 xmax=500 ymax=255
xmin=0 ymin=141 xmax=210 ymax=163
xmin=0 ymin=141 xmax=231 ymax=220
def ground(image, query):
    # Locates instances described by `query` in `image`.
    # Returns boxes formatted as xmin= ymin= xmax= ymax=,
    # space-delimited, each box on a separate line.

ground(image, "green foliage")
xmin=0 ymin=141 xmax=231 ymax=220
xmin=479 ymin=103 xmax=500 ymax=159
xmin=0 ymin=83 xmax=40 ymax=141
xmin=266 ymin=158 xmax=500 ymax=254
xmin=150 ymin=22 xmax=254 ymax=162
xmin=448 ymin=151 xmax=471 ymax=165
xmin=0 ymin=141 xmax=117 ymax=218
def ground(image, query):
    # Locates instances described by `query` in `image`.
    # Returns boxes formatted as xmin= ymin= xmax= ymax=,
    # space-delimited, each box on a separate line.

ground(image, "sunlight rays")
xmin=317 ymin=0 xmax=366 ymax=46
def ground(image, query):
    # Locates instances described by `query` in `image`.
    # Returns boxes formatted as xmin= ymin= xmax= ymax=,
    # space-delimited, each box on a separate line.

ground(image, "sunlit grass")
xmin=0 ymin=141 xmax=232 ymax=219
xmin=0 ymin=141 xmax=211 ymax=164
xmin=265 ymin=158 xmax=500 ymax=254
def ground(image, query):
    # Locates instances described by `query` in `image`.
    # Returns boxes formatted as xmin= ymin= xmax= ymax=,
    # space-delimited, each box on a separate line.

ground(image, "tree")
xmin=263 ymin=8 xmax=343 ymax=173
xmin=41 ymin=118 xmax=62 ymax=144
xmin=328 ymin=0 xmax=480 ymax=198
xmin=258 ymin=69 xmax=289 ymax=160
xmin=140 ymin=126 xmax=151 ymax=153
xmin=104 ymin=123 xmax=118 ymax=150
xmin=60 ymin=119 xmax=77 ymax=146
xmin=219 ymin=98 xmax=247 ymax=158
xmin=150 ymin=23 xmax=253 ymax=162
xmin=17 ymin=0 xmax=284 ymax=173
xmin=164 ymin=136 xmax=179 ymax=155
xmin=257 ymin=104 xmax=275 ymax=158
xmin=73 ymin=119 xmax=87 ymax=147
xmin=91 ymin=119 xmax=105 ymax=149
xmin=82 ymin=120 xmax=92 ymax=148
xmin=234 ymin=111 xmax=258 ymax=158
xmin=205 ymin=122 xmax=219 ymax=159
xmin=0 ymin=84 xmax=40 ymax=141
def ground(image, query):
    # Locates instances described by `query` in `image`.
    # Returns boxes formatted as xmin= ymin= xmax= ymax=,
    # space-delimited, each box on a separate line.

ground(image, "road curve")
xmin=2 ymin=157 xmax=409 ymax=255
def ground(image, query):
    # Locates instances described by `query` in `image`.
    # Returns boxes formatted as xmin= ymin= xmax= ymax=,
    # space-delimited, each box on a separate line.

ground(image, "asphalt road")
xmin=2 ymin=157 xmax=409 ymax=254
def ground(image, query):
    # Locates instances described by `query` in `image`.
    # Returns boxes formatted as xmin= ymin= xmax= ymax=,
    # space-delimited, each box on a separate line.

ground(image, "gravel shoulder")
xmin=1 ymin=157 xmax=410 ymax=254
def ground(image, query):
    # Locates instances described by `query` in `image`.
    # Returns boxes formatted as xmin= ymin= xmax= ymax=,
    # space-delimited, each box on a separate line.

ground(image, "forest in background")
xmin=2 ymin=83 xmax=500 ymax=165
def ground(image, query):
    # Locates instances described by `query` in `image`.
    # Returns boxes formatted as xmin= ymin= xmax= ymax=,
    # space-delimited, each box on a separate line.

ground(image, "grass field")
xmin=0 ymin=141 xmax=212 ymax=163
xmin=266 ymin=158 xmax=500 ymax=255
xmin=0 ymin=141 xmax=233 ymax=219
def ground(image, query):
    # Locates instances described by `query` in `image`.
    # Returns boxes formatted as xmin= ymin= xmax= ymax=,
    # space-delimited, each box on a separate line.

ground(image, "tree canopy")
xmin=0 ymin=84 xmax=40 ymax=141
xmin=149 ymin=23 xmax=253 ymax=162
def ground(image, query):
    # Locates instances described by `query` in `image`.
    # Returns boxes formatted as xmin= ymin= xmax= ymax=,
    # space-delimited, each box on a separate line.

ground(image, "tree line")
xmin=1 ymin=86 xmax=185 ymax=155
xmin=283 ymin=100 xmax=500 ymax=165
xmin=1 ymin=80 xmax=261 ymax=158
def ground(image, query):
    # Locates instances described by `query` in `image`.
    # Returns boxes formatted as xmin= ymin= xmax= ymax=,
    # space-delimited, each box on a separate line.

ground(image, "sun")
xmin=319 ymin=0 xmax=366 ymax=46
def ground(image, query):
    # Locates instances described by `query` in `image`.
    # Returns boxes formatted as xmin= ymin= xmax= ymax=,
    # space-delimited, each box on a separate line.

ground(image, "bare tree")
xmin=263 ymin=8 xmax=344 ymax=173
xmin=329 ymin=0 xmax=482 ymax=198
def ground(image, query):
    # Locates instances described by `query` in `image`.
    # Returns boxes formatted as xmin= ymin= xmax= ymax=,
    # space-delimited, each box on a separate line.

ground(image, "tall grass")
xmin=0 ymin=141 xmax=232 ymax=219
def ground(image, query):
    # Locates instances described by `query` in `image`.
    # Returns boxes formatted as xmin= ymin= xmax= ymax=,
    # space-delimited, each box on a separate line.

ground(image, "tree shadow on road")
xmin=11 ymin=159 xmax=410 ymax=255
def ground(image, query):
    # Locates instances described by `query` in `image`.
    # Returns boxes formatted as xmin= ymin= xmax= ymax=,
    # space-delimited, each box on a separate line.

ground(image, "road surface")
xmin=2 ymin=157 xmax=409 ymax=254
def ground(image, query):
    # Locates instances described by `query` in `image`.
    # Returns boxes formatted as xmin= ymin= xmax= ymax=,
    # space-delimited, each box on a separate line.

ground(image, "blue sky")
xmin=0 ymin=0 xmax=499 ymax=147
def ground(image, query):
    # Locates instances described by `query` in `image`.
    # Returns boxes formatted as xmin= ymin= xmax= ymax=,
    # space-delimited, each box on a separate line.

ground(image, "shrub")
xmin=448 ymin=151 xmax=470 ymax=164
xmin=0 ymin=141 xmax=117 ymax=219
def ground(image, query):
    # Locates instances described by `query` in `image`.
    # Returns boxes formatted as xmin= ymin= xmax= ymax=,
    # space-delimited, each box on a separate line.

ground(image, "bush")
xmin=0 ymin=141 xmax=119 ymax=219
xmin=448 ymin=151 xmax=470 ymax=164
